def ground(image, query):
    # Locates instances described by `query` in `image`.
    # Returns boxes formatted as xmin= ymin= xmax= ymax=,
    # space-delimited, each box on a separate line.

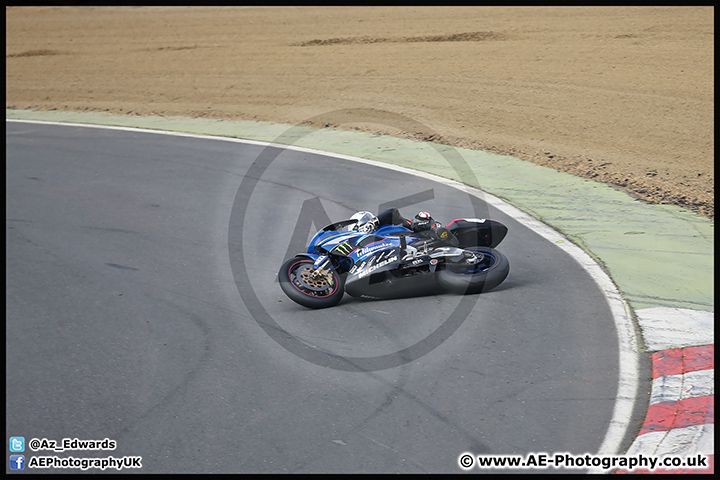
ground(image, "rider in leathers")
xmin=352 ymin=208 xmax=459 ymax=247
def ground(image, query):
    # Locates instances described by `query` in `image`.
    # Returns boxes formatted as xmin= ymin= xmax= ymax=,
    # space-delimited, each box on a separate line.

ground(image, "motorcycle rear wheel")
xmin=278 ymin=257 xmax=345 ymax=309
xmin=437 ymin=247 xmax=509 ymax=295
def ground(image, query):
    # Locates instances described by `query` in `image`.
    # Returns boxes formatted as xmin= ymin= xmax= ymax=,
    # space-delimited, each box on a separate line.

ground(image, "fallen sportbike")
xmin=278 ymin=209 xmax=510 ymax=309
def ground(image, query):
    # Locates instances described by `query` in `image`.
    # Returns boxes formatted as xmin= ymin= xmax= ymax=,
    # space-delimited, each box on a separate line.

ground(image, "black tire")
xmin=278 ymin=257 xmax=345 ymax=309
xmin=437 ymin=247 xmax=509 ymax=295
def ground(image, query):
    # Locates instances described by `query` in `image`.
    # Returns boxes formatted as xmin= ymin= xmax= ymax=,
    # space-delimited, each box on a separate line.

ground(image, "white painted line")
xmin=6 ymin=118 xmax=641 ymax=458
xmin=650 ymin=369 xmax=715 ymax=405
xmin=636 ymin=307 xmax=714 ymax=351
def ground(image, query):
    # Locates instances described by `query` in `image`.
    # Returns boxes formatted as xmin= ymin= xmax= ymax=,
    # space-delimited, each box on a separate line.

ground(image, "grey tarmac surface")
xmin=6 ymin=122 xmax=645 ymax=473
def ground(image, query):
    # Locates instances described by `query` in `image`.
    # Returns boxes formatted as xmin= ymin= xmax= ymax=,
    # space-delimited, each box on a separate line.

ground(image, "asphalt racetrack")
xmin=6 ymin=122 xmax=640 ymax=473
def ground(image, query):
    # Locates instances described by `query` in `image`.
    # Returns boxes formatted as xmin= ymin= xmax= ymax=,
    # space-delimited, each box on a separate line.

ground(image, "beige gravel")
xmin=6 ymin=6 xmax=714 ymax=218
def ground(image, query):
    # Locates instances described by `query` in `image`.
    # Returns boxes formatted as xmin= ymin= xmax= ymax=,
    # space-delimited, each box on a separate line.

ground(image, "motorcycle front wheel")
xmin=437 ymin=247 xmax=509 ymax=295
xmin=278 ymin=257 xmax=345 ymax=309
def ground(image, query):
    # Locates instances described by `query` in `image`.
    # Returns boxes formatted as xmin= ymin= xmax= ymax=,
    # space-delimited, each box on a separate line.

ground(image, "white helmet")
xmin=350 ymin=211 xmax=379 ymax=233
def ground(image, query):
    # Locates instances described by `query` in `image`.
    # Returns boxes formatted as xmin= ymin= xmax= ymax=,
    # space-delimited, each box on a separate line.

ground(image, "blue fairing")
xmin=307 ymin=224 xmax=419 ymax=265
xmin=375 ymin=224 xmax=415 ymax=237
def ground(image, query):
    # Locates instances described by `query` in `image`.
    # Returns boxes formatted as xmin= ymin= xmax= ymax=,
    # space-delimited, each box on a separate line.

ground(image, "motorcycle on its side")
xmin=278 ymin=215 xmax=510 ymax=309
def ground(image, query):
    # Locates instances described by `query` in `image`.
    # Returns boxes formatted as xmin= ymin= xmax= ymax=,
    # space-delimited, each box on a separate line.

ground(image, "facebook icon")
xmin=10 ymin=454 xmax=25 ymax=470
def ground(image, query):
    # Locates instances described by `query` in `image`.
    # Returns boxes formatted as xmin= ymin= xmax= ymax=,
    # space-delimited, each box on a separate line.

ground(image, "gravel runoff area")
xmin=6 ymin=6 xmax=714 ymax=219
